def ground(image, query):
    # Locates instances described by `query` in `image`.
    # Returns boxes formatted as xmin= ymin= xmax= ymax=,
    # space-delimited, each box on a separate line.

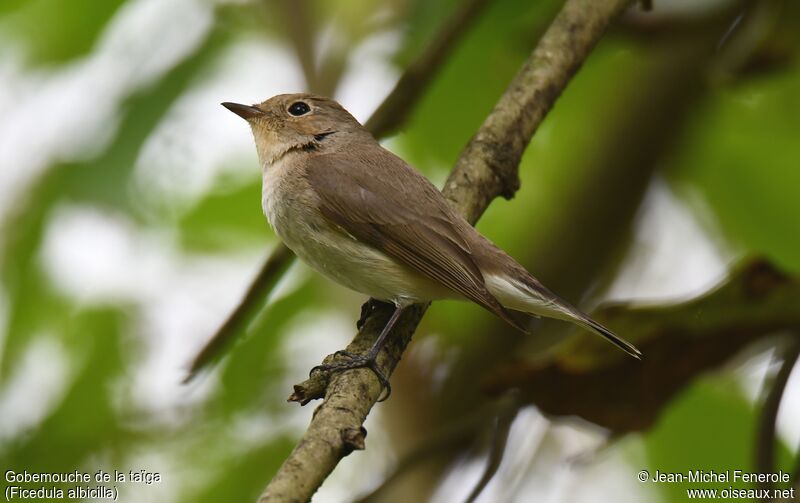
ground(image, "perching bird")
xmin=220 ymin=93 xmax=640 ymax=397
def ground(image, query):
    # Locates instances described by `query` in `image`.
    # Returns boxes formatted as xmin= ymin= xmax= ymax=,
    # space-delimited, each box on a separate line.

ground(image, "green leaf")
xmin=1 ymin=308 xmax=128 ymax=474
xmin=190 ymin=435 xmax=295 ymax=503
xmin=644 ymin=375 xmax=795 ymax=503
xmin=213 ymin=276 xmax=323 ymax=415
xmin=178 ymin=179 xmax=273 ymax=252
xmin=393 ymin=0 xmax=561 ymax=170
xmin=0 ymin=28 xmax=227 ymax=376
xmin=671 ymin=65 xmax=800 ymax=273
xmin=0 ymin=0 xmax=127 ymax=64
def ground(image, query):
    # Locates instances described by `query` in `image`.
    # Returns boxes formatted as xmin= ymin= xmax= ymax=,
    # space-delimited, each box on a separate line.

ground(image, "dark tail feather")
xmin=506 ymin=270 xmax=641 ymax=359
xmin=577 ymin=315 xmax=642 ymax=360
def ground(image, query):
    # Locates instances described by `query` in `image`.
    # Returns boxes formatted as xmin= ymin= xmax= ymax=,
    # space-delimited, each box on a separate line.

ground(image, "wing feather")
xmin=304 ymin=147 xmax=527 ymax=331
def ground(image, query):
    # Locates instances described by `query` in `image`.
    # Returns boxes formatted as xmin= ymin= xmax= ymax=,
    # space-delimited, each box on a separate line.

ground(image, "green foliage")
xmin=178 ymin=179 xmax=272 ymax=251
xmin=1 ymin=28 xmax=226 ymax=375
xmin=2 ymin=308 xmax=127 ymax=478
xmin=1 ymin=1 xmax=798 ymax=502
xmin=645 ymin=375 xmax=795 ymax=503
xmin=189 ymin=435 xmax=295 ymax=503
xmin=671 ymin=65 xmax=800 ymax=273
xmin=396 ymin=0 xmax=561 ymax=171
xmin=0 ymin=0 xmax=127 ymax=64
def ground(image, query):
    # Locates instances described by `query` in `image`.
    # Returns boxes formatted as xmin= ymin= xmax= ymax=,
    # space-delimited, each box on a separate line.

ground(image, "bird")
xmin=220 ymin=93 xmax=641 ymax=398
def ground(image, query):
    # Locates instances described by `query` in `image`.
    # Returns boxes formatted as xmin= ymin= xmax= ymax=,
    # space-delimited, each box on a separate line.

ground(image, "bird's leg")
xmin=311 ymin=304 xmax=407 ymax=401
xmin=356 ymin=298 xmax=393 ymax=330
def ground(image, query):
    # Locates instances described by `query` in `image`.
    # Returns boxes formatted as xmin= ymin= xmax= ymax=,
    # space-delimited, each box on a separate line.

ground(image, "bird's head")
xmin=222 ymin=93 xmax=366 ymax=167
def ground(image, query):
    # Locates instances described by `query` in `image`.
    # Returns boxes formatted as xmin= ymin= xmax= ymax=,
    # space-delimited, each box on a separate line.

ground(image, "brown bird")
xmin=220 ymin=93 xmax=640 ymax=397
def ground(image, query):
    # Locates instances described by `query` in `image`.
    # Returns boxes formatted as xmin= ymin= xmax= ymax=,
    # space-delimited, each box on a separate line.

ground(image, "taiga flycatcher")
xmin=221 ymin=93 xmax=640 ymax=397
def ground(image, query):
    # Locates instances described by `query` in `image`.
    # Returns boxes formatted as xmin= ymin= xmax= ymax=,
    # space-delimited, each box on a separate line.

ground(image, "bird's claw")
xmin=310 ymin=352 xmax=392 ymax=401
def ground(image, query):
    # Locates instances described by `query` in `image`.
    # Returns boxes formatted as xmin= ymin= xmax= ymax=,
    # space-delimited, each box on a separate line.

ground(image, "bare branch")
xmin=259 ymin=0 xmax=634 ymax=500
xmin=465 ymin=398 xmax=520 ymax=503
xmin=353 ymin=393 xmax=520 ymax=503
xmin=485 ymin=259 xmax=800 ymax=433
xmin=275 ymin=0 xmax=320 ymax=93
xmin=756 ymin=337 xmax=800 ymax=498
xmin=368 ymin=6 xmax=757 ymax=495
xmin=185 ymin=244 xmax=293 ymax=380
xmin=364 ymin=0 xmax=493 ymax=138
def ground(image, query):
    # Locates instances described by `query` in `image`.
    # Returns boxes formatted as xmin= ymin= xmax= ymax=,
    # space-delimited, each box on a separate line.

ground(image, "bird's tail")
xmin=483 ymin=272 xmax=641 ymax=359
xmin=572 ymin=313 xmax=641 ymax=360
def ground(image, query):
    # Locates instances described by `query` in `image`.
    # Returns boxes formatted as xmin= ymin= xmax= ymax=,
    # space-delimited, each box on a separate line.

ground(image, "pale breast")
xmin=260 ymin=157 xmax=454 ymax=304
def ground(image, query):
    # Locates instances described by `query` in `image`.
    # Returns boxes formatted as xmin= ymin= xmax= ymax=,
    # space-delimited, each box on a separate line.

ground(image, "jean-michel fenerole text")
xmin=651 ymin=469 xmax=791 ymax=484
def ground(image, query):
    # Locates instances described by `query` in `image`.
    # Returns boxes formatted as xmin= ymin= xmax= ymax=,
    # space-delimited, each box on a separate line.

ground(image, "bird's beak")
xmin=222 ymin=102 xmax=264 ymax=120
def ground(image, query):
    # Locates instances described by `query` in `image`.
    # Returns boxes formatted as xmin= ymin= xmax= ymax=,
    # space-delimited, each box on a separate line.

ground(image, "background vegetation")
xmin=0 ymin=0 xmax=798 ymax=501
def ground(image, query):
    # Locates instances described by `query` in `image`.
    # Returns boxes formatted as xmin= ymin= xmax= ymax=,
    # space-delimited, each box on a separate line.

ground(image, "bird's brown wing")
xmin=304 ymin=147 xmax=527 ymax=331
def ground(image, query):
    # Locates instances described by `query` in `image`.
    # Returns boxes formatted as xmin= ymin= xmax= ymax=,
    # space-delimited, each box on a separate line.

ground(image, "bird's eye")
xmin=288 ymin=101 xmax=310 ymax=116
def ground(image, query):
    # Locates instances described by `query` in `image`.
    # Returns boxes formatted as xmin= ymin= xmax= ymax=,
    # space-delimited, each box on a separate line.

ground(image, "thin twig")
xmin=353 ymin=395 xmax=517 ymax=503
xmin=259 ymin=1 xmax=634 ymax=501
xmin=756 ymin=337 xmax=800 ymax=498
xmin=185 ymin=244 xmax=294 ymax=380
xmin=186 ymin=0 xmax=498 ymax=380
xmin=464 ymin=398 xmax=520 ymax=503
xmin=394 ymin=10 xmax=767 ymax=495
xmin=364 ymin=0 xmax=492 ymax=138
xmin=275 ymin=0 xmax=319 ymax=93
xmin=485 ymin=259 xmax=800 ymax=434
xmin=793 ymin=440 xmax=800 ymax=495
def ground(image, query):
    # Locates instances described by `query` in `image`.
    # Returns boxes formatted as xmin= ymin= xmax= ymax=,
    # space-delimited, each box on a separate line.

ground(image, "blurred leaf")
xmin=212 ymin=275 xmax=323 ymax=415
xmin=671 ymin=64 xmax=800 ymax=273
xmin=178 ymin=179 xmax=272 ymax=252
xmin=0 ymin=0 xmax=127 ymax=64
xmin=394 ymin=0 xmax=560 ymax=170
xmin=394 ymin=0 xmax=464 ymax=63
xmin=2 ymin=308 xmax=128 ymax=475
xmin=1 ymin=28 xmax=227 ymax=376
xmin=644 ymin=374 xmax=794 ymax=503
xmin=192 ymin=435 xmax=295 ymax=503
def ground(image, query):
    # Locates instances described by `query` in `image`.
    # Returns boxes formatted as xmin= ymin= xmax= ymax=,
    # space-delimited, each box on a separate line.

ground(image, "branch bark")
xmin=186 ymin=0 xmax=496 ymax=380
xmin=756 ymin=336 xmax=800 ymax=496
xmin=259 ymin=0 xmax=634 ymax=501
xmin=370 ymin=5 xmax=752 ymax=498
xmin=364 ymin=0 xmax=492 ymax=138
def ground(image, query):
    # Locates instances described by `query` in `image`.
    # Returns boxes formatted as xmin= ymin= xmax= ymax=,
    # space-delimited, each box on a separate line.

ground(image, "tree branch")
xmin=259 ymin=0 xmax=634 ymax=501
xmin=186 ymin=0 xmax=497 ymax=380
xmin=367 ymin=5 xmax=753 ymax=497
xmin=793 ymin=441 xmax=800 ymax=496
xmin=484 ymin=258 xmax=800 ymax=433
xmin=185 ymin=244 xmax=293 ymax=380
xmin=275 ymin=0 xmax=320 ymax=93
xmin=756 ymin=336 xmax=800 ymax=497
xmin=465 ymin=398 xmax=520 ymax=503
xmin=364 ymin=0 xmax=492 ymax=138
xmin=353 ymin=391 xmax=521 ymax=503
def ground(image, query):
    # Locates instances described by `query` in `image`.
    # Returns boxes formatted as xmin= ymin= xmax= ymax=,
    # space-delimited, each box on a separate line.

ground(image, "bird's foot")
xmin=310 ymin=351 xmax=392 ymax=401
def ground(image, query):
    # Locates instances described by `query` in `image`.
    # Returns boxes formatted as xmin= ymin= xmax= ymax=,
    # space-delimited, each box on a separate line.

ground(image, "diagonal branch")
xmin=186 ymin=0 xmax=496 ymax=380
xmin=484 ymin=259 xmax=800 ymax=433
xmin=259 ymin=0 xmax=634 ymax=501
xmin=464 ymin=399 xmax=520 ymax=503
xmin=275 ymin=0 xmax=320 ymax=93
xmin=184 ymin=244 xmax=294 ymax=382
xmin=756 ymin=336 xmax=800 ymax=497
xmin=364 ymin=0 xmax=492 ymax=138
